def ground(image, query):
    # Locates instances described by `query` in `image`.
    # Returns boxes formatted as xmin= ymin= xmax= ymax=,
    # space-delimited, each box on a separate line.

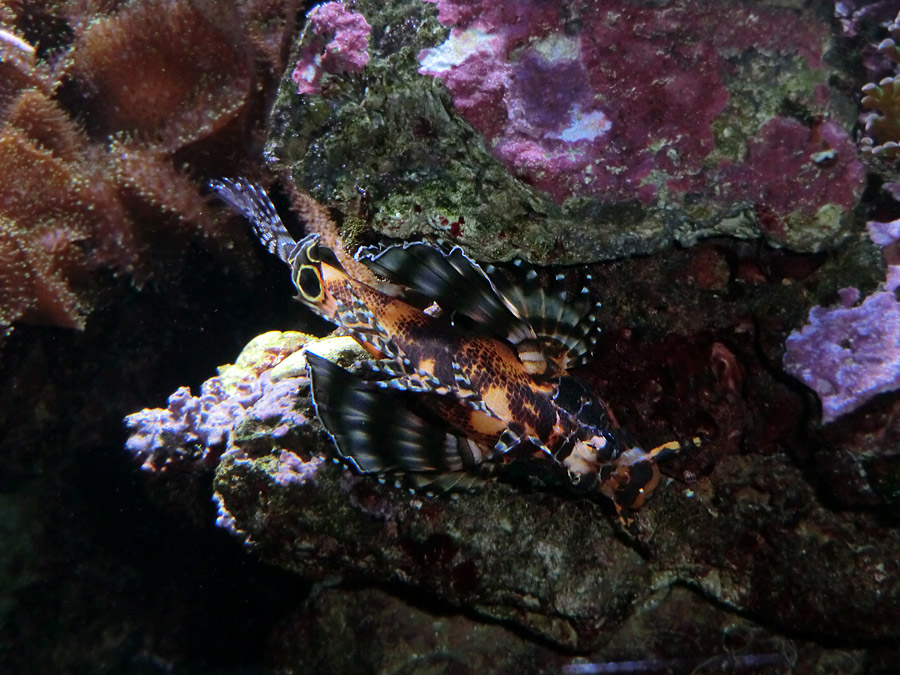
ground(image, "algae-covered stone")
xmin=218 ymin=330 xmax=311 ymax=394
xmin=268 ymin=0 xmax=865 ymax=263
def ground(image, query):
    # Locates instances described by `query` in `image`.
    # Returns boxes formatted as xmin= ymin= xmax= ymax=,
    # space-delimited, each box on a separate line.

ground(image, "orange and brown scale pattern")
xmin=455 ymin=336 xmax=558 ymax=440
xmin=311 ymin=251 xmax=564 ymax=448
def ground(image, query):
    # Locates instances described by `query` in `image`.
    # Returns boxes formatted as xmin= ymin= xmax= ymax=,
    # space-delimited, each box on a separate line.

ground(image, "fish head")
xmin=289 ymin=233 xmax=347 ymax=317
xmin=560 ymin=421 xmax=623 ymax=493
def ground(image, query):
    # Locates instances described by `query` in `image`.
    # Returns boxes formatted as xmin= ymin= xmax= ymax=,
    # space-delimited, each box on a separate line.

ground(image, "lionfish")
xmin=211 ymin=179 xmax=697 ymax=523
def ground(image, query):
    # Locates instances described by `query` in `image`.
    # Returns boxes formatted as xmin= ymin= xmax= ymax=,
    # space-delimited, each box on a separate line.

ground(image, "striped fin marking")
xmin=210 ymin=179 xmax=349 ymax=335
xmin=356 ymin=357 xmax=406 ymax=379
xmin=484 ymin=260 xmax=601 ymax=372
xmin=329 ymin=285 xmax=401 ymax=360
xmin=358 ymin=240 xmax=600 ymax=374
xmin=373 ymin=373 xmax=449 ymax=395
xmin=492 ymin=423 xmax=525 ymax=457
xmin=210 ymin=178 xmax=301 ymax=265
xmin=357 ymin=357 xmax=453 ymax=396
xmin=450 ymin=359 xmax=482 ymax=400
xmin=306 ymin=351 xmax=488 ymax=484
xmin=419 ymin=394 xmax=505 ymax=445
xmin=357 ymin=242 xmax=536 ymax=346
xmin=402 ymin=457 xmax=495 ymax=493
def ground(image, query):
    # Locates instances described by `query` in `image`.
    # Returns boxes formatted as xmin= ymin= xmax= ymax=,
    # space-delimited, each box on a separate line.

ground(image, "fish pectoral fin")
xmin=332 ymin=293 xmax=401 ymax=361
xmin=358 ymin=357 xmax=456 ymax=397
xmin=484 ymin=260 xmax=602 ymax=375
xmin=527 ymin=435 xmax=554 ymax=459
xmin=358 ymin=241 xmax=534 ymax=342
xmin=402 ymin=461 xmax=496 ymax=494
xmin=356 ymin=357 xmax=406 ymax=379
xmin=306 ymin=351 xmax=488 ymax=484
xmin=373 ymin=374 xmax=449 ymax=395
xmin=356 ymin=240 xmax=602 ymax=376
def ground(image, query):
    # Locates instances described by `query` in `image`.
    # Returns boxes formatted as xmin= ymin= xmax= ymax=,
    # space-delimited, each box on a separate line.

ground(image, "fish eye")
xmin=296 ymin=265 xmax=324 ymax=301
xmin=566 ymin=468 xmax=597 ymax=493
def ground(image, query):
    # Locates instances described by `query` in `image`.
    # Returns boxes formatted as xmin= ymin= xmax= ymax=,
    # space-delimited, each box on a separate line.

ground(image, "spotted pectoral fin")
xmin=357 ymin=242 xmax=536 ymax=345
xmin=484 ymin=260 xmax=601 ymax=373
xmin=306 ymin=351 xmax=490 ymax=489
xmin=357 ymin=357 xmax=455 ymax=397
xmin=327 ymin=288 xmax=401 ymax=361
xmin=373 ymin=374 xmax=450 ymax=395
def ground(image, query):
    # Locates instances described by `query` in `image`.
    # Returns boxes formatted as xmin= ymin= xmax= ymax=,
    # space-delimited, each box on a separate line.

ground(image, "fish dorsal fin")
xmin=306 ymin=351 xmax=490 ymax=490
xmin=210 ymin=178 xmax=300 ymax=265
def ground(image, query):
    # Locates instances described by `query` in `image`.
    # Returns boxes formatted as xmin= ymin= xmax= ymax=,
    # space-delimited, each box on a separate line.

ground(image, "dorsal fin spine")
xmin=209 ymin=178 xmax=299 ymax=264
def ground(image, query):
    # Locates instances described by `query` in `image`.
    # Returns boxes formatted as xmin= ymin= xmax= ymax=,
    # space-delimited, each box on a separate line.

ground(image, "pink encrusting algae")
xmin=292 ymin=2 xmax=372 ymax=95
xmin=416 ymin=0 xmax=864 ymax=231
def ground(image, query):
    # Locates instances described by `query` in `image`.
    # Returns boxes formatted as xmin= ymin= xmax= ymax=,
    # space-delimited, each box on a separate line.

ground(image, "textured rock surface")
xmin=114 ymin=212 xmax=900 ymax=666
xmin=202 ymin=231 xmax=900 ymax=659
xmin=265 ymin=583 xmax=861 ymax=673
xmin=213 ymin=404 xmax=900 ymax=652
xmin=268 ymin=0 xmax=865 ymax=263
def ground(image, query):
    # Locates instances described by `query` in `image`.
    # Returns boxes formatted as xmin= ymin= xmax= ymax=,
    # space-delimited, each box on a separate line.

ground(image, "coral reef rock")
xmin=268 ymin=0 xmax=865 ymax=263
xmin=128 ymin=324 xmax=900 ymax=657
xmin=784 ymin=218 xmax=900 ymax=423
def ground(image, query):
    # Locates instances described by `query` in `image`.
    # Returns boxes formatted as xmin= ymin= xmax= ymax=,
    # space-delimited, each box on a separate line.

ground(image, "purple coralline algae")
xmin=292 ymin=2 xmax=372 ymax=95
xmin=265 ymin=0 xmax=869 ymax=262
xmin=417 ymin=0 xmax=856 ymax=211
xmin=783 ymin=220 xmax=900 ymax=423
xmin=836 ymin=1 xmax=899 ymax=37
xmin=719 ymin=117 xmax=865 ymax=242
xmin=867 ymin=217 xmax=900 ymax=245
xmin=124 ymin=331 xmax=310 ymax=471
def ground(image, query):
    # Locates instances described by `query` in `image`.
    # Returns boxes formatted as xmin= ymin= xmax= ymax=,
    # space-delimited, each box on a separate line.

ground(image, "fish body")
xmin=211 ymin=178 xmax=696 ymax=519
